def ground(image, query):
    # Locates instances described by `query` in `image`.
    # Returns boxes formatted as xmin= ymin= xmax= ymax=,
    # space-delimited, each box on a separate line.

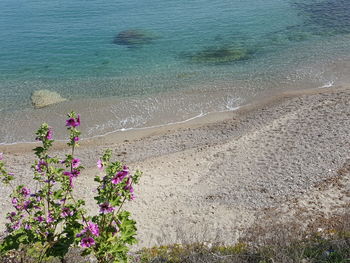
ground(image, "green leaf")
xmin=94 ymin=176 xmax=102 ymax=183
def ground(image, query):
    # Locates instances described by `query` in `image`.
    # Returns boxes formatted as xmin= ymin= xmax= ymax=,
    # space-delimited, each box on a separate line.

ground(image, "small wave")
xmin=318 ymin=81 xmax=334 ymax=89
xmin=89 ymin=106 xmax=242 ymax=139
xmin=91 ymin=111 xmax=207 ymax=136
xmin=0 ymin=106 xmax=242 ymax=146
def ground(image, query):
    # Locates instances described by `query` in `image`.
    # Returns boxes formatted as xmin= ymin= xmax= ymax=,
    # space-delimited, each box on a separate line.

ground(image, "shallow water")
xmin=1 ymin=0 xmax=350 ymax=143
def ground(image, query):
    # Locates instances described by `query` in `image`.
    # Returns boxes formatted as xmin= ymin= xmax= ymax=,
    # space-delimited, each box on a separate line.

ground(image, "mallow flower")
xmin=80 ymin=237 xmax=95 ymax=248
xmin=61 ymin=207 xmax=74 ymax=217
xmin=97 ymin=160 xmax=103 ymax=170
xmin=99 ymin=202 xmax=114 ymax=214
xmin=66 ymin=115 xmax=80 ymax=128
xmin=72 ymin=158 xmax=81 ymax=168
xmin=88 ymin=221 xmax=100 ymax=236
xmin=111 ymin=169 xmax=129 ymax=185
xmin=36 ymin=160 xmax=48 ymax=173
xmin=20 ymin=187 xmax=31 ymax=197
xmin=46 ymin=128 xmax=53 ymax=140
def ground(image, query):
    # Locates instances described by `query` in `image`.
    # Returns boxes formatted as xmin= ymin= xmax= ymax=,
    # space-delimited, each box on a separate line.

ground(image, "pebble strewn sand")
xmin=0 ymin=87 xmax=349 ymax=248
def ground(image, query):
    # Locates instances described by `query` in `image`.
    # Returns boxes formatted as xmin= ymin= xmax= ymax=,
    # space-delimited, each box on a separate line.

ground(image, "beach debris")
xmin=31 ymin=89 xmax=67 ymax=109
xmin=188 ymin=46 xmax=250 ymax=64
xmin=113 ymin=29 xmax=157 ymax=47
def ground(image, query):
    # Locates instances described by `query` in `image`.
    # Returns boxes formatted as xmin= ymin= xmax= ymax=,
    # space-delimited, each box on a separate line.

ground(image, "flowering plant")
xmin=0 ymin=112 xmax=141 ymax=263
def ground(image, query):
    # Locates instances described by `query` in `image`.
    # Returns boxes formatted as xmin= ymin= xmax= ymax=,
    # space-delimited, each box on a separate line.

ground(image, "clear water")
xmin=1 ymin=0 xmax=350 ymax=143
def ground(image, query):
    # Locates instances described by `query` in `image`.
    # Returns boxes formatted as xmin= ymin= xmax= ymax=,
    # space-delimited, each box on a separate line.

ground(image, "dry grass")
xmin=1 ymin=213 xmax=349 ymax=263
xmin=134 ymin=208 xmax=350 ymax=263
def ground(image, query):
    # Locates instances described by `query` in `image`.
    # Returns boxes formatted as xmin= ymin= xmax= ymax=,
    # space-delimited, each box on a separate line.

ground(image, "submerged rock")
xmin=31 ymin=89 xmax=67 ymax=109
xmin=293 ymin=0 xmax=350 ymax=35
xmin=176 ymin=72 xmax=197 ymax=79
xmin=287 ymin=31 xmax=309 ymax=42
xmin=189 ymin=46 xmax=250 ymax=64
xmin=113 ymin=29 xmax=157 ymax=47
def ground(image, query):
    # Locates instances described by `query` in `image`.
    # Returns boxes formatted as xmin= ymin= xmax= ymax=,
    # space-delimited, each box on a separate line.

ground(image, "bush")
xmin=0 ymin=112 xmax=142 ymax=263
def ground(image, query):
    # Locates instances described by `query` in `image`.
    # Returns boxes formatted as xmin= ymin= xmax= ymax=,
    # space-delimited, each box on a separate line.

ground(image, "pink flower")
xmin=97 ymin=160 xmax=103 ymax=170
xmin=36 ymin=160 xmax=48 ymax=172
xmin=69 ymin=177 xmax=74 ymax=188
xmin=64 ymin=169 xmax=80 ymax=187
xmin=35 ymin=216 xmax=44 ymax=222
xmin=119 ymin=169 xmax=129 ymax=178
xmin=6 ymin=212 xmax=16 ymax=222
xmin=88 ymin=221 xmax=100 ymax=236
xmin=71 ymin=169 xmax=80 ymax=177
xmin=66 ymin=115 xmax=80 ymax=128
xmin=66 ymin=119 xmax=77 ymax=127
xmin=61 ymin=207 xmax=74 ymax=217
xmin=124 ymin=184 xmax=134 ymax=193
xmin=111 ymin=176 xmax=122 ymax=185
xmin=77 ymin=221 xmax=100 ymax=238
xmin=46 ymin=128 xmax=53 ymax=140
xmin=126 ymin=177 xmax=132 ymax=187
xmin=76 ymin=229 xmax=87 ymax=238
xmin=80 ymin=237 xmax=95 ymax=248
xmin=46 ymin=214 xmax=54 ymax=223
xmin=124 ymin=178 xmax=134 ymax=195
xmin=72 ymin=158 xmax=81 ymax=168
xmin=73 ymin=136 xmax=80 ymax=142
xmin=23 ymin=200 xmax=31 ymax=209
xmin=12 ymin=221 xmax=21 ymax=230
xmin=111 ymin=169 xmax=129 ymax=185
xmin=11 ymin=198 xmax=18 ymax=205
xmin=21 ymin=187 xmax=30 ymax=197
xmin=99 ymin=202 xmax=114 ymax=214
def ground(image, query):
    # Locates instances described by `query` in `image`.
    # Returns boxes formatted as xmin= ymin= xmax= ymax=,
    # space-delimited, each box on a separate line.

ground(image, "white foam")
xmin=0 ymin=105 xmax=243 ymax=146
xmin=319 ymin=81 xmax=334 ymax=89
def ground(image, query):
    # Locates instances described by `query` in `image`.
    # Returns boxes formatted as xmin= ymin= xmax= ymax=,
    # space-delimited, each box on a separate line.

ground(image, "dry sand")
xmin=0 ymin=86 xmax=349 ymax=249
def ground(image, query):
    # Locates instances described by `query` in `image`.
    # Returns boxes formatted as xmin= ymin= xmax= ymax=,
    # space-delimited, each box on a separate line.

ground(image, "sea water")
xmin=1 ymin=0 xmax=350 ymax=143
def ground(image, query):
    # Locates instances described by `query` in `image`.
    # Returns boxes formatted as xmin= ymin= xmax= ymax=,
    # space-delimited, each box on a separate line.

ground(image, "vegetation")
xmin=0 ymin=112 xmax=142 ymax=263
xmin=135 ymin=212 xmax=350 ymax=263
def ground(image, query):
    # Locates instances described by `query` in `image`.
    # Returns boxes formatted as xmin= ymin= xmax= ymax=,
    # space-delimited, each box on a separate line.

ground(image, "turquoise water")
xmin=1 ymin=0 xmax=350 ymax=143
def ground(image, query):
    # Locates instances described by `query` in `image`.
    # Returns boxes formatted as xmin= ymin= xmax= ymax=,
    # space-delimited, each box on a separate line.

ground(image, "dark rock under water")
xmin=187 ymin=46 xmax=251 ymax=64
xmin=293 ymin=0 xmax=350 ymax=35
xmin=264 ymin=0 xmax=350 ymax=47
xmin=113 ymin=29 xmax=157 ymax=47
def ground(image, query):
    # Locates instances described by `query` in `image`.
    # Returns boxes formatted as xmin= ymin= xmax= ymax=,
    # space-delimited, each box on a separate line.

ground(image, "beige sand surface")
xmin=0 ymin=86 xmax=349 ymax=249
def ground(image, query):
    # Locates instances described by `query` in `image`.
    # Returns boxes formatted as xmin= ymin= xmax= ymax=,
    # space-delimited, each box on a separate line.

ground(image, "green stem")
xmin=69 ymin=192 xmax=89 ymax=228
xmin=47 ymin=171 xmax=51 ymax=216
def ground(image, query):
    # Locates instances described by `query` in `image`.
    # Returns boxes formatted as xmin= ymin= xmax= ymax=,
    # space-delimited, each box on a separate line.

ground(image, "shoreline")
xmin=0 ymin=84 xmax=344 ymax=154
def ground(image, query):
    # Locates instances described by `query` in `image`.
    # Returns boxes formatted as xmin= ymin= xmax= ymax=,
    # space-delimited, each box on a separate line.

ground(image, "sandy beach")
xmin=0 ymin=86 xmax=349 ymax=249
